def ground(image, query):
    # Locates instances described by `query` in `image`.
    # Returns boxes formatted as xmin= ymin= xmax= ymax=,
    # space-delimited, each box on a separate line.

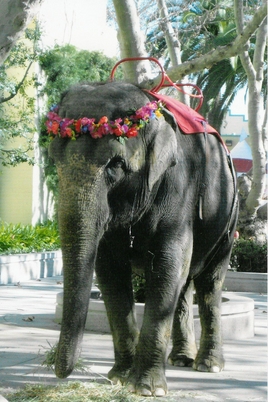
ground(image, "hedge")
xmin=0 ymin=221 xmax=60 ymax=255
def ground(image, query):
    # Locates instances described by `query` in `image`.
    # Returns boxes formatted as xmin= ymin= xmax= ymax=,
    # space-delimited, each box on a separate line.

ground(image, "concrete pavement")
xmin=0 ymin=276 xmax=267 ymax=401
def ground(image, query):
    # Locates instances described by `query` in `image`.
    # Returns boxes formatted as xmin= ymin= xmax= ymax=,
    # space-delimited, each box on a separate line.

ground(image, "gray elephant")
xmin=48 ymin=81 xmax=238 ymax=397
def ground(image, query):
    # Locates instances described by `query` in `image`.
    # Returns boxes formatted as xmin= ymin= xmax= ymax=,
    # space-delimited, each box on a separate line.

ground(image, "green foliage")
xmin=0 ymin=25 xmax=42 ymax=167
xmin=0 ymin=220 xmax=60 ymax=255
xmin=39 ymin=44 xmax=119 ymax=106
xmin=230 ymin=239 xmax=267 ymax=273
xmin=194 ymin=57 xmax=245 ymax=131
xmin=38 ymin=45 xmax=120 ymax=204
xmin=132 ymin=273 xmax=146 ymax=302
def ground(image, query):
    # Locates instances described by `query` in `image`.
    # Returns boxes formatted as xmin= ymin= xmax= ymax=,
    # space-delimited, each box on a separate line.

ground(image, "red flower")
xmin=51 ymin=121 xmax=60 ymax=135
xmin=63 ymin=127 xmax=73 ymax=138
xmin=113 ymin=126 xmax=123 ymax=136
xmin=75 ymin=119 xmax=82 ymax=133
xmin=126 ymin=126 xmax=138 ymax=138
xmin=99 ymin=116 xmax=108 ymax=124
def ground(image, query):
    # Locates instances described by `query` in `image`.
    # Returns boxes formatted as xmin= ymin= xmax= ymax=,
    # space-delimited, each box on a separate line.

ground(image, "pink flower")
xmin=81 ymin=117 xmax=95 ymax=126
xmin=60 ymin=119 xmax=74 ymax=136
xmin=47 ymin=111 xmax=61 ymax=122
xmin=121 ymin=124 xmax=129 ymax=133
xmin=91 ymin=129 xmax=104 ymax=139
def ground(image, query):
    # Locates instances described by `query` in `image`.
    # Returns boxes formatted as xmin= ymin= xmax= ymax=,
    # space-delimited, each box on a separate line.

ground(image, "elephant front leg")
xmin=127 ymin=250 xmax=186 ymax=397
xmin=127 ymin=318 xmax=171 ymax=397
xmin=95 ymin=246 xmax=139 ymax=384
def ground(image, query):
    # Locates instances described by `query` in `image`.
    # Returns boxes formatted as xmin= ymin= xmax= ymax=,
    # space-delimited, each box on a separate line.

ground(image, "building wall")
xmin=221 ymin=110 xmax=248 ymax=135
xmin=221 ymin=134 xmax=240 ymax=151
xmin=0 ymin=141 xmax=33 ymax=224
xmin=220 ymin=110 xmax=249 ymax=151
xmin=0 ymin=28 xmax=36 ymax=224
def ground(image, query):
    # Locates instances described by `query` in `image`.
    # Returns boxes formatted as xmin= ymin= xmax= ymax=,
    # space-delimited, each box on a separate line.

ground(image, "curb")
xmin=0 ymin=250 xmax=62 ymax=285
xmin=55 ymin=291 xmax=255 ymax=339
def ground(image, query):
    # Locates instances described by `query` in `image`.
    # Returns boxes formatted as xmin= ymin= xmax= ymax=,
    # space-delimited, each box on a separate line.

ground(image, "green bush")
xmin=132 ymin=273 xmax=146 ymax=303
xmin=230 ymin=239 xmax=267 ymax=273
xmin=0 ymin=221 xmax=60 ymax=255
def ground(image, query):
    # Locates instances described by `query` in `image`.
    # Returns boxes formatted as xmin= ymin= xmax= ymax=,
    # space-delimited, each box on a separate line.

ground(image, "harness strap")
xmin=199 ymin=131 xmax=208 ymax=220
xmin=110 ymin=56 xmax=204 ymax=111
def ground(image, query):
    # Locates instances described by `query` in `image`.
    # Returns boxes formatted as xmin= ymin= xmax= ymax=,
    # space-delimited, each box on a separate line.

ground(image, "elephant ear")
xmin=147 ymin=109 xmax=179 ymax=191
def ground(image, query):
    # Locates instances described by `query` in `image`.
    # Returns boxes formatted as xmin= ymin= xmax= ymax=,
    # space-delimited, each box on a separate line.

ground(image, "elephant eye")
xmin=107 ymin=156 xmax=126 ymax=170
xmin=105 ymin=156 xmax=127 ymax=185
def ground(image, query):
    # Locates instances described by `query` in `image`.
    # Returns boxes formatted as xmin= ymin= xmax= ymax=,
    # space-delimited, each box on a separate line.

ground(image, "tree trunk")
xmin=112 ymin=0 xmax=151 ymax=83
xmin=0 ymin=0 xmax=43 ymax=64
xmin=234 ymin=0 xmax=267 ymax=215
xmin=156 ymin=0 xmax=188 ymax=104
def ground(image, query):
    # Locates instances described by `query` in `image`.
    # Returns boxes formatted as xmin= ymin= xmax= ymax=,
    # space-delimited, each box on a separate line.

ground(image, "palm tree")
xmin=193 ymin=57 xmax=247 ymax=132
xmin=142 ymin=1 xmax=266 ymax=132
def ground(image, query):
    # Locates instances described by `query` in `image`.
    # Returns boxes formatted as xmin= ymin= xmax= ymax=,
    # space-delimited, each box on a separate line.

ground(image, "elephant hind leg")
xmin=193 ymin=246 xmax=232 ymax=373
xmin=168 ymin=278 xmax=197 ymax=367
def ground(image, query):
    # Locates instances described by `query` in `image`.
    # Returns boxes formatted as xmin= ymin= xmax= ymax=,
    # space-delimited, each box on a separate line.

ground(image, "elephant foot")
xmin=108 ymin=364 xmax=131 ymax=385
xmin=127 ymin=370 xmax=167 ymax=397
xmin=127 ymin=383 xmax=166 ymax=397
xmin=168 ymin=344 xmax=197 ymax=367
xmin=168 ymin=353 xmax=195 ymax=367
xmin=193 ymin=347 xmax=224 ymax=373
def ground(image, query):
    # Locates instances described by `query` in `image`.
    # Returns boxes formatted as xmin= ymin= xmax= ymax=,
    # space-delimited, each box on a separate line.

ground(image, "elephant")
xmin=48 ymin=80 xmax=238 ymax=397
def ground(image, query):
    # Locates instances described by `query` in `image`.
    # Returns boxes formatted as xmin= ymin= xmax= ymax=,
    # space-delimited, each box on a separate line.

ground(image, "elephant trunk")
xmin=55 ymin=163 xmax=108 ymax=378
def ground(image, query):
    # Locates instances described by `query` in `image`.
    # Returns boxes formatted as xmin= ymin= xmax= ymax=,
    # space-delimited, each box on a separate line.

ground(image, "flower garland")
xmin=45 ymin=101 xmax=163 ymax=141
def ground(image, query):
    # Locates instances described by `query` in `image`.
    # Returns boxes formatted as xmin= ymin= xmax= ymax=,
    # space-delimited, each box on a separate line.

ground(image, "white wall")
xmin=221 ymin=110 xmax=249 ymax=136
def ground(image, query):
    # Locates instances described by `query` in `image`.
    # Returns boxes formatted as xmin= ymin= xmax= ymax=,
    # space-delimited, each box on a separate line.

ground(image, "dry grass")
xmin=6 ymin=381 xmax=181 ymax=402
xmin=40 ymin=341 xmax=88 ymax=374
xmin=5 ymin=344 xmax=194 ymax=401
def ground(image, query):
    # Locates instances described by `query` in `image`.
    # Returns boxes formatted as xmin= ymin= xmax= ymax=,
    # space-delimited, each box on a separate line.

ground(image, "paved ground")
xmin=0 ymin=276 xmax=267 ymax=401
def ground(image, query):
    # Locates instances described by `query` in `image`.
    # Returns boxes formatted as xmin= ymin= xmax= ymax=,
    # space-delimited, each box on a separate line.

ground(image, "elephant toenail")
xmin=139 ymin=387 xmax=152 ymax=396
xmin=211 ymin=366 xmax=221 ymax=373
xmin=155 ymin=387 xmax=166 ymax=396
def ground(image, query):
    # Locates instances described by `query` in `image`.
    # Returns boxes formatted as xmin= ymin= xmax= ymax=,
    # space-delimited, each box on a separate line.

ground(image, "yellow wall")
xmin=221 ymin=134 xmax=240 ymax=151
xmin=0 ymin=23 xmax=36 ymax=225
xmin=0 ymin=156 xmax=33 ymax=225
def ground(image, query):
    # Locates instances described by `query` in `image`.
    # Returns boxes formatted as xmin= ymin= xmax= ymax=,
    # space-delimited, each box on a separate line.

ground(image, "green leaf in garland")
xmin=118 ymin=136 xmax=125 ymax=145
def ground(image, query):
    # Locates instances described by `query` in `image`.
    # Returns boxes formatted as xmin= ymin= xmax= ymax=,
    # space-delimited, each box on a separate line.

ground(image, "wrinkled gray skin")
xmin=49 ymin=81 xmax=238 ymax=397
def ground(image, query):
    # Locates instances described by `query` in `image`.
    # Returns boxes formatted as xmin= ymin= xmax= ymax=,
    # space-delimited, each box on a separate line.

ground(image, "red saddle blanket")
xmin=147 ymin=91 xmax=227 ymax=149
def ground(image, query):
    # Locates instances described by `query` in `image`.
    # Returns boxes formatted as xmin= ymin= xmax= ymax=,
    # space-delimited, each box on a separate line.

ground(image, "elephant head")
xmin=49 ymin=81 xmax=178 ymax=378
